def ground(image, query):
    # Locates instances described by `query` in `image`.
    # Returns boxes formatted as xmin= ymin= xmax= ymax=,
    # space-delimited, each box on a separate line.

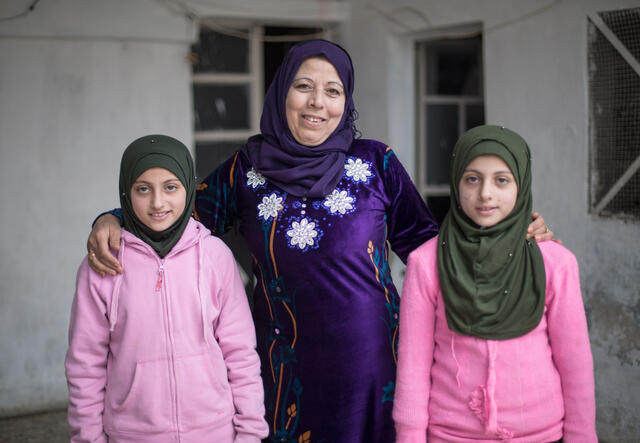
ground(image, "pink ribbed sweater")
xmin=393 ymin=237 xmax=596 ymax=443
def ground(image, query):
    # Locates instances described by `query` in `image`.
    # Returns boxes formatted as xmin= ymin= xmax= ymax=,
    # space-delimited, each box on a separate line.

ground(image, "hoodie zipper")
xmin=156 ymin=264 xmax=164 ymax=291
xmin=157 ymin=261 xmax=182 ymax=438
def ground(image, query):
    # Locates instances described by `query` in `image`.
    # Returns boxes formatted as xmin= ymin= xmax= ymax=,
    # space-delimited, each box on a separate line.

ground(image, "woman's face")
xmin=285 ymin=56 xmax=346 ymax=147
xmin=131 ymin=167 xmax=186 ymax=232
xmin=458 ymin=154 xmax=518 ymax=227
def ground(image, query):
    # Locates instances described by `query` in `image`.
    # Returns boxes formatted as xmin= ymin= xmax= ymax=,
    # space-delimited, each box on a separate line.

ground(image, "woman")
xmin=88 ymin=40 xmax=551 ymax=442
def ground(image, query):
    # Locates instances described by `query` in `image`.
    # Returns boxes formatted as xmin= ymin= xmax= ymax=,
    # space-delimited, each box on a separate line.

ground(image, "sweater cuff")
xmin=395 ymin=426 xmax=428 ymax=443
xmin=92 ymin=208 xmax=123 ymax=227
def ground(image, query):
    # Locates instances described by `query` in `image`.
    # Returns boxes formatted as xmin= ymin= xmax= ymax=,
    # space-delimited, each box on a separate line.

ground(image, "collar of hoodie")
xmin=108 ymin=220 xmax=211 ymax=346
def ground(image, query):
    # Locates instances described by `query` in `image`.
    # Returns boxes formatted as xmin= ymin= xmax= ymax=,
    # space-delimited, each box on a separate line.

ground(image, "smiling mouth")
xmin=303 ymin=115 xmax=324 ymax=124
xmin=150 ymin=212 xmax=170 ymax=219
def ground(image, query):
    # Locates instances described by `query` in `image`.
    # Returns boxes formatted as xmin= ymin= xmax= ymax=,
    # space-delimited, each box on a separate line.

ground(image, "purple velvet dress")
xmin=195 ymin=138 xmax=438 ymax=443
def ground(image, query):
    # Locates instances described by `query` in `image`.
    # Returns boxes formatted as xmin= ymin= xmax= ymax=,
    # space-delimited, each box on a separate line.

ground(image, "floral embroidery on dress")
xmin=286 ymin=217 xmax=320 ymax=251
xmin=258 ymin=193 xmax=284 ymax=221
xmin=323 ymin=189 xmax=355 ymax=215
xmin=344 ymin=157 xmax=373 ymax=183
xmin=247 ymin=167 xmax=267 ymax=189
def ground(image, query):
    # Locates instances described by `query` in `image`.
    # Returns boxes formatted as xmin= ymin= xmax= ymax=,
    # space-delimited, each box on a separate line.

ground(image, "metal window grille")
xmin=588 ymin=8 xmax=640 ymax=219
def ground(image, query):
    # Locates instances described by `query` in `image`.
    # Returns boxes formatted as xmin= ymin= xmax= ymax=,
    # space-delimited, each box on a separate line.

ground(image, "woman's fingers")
xmin=87 ymin=214 xmax=123 ymax=276
xmin=527 ymin=211 xmax=555 ymax=242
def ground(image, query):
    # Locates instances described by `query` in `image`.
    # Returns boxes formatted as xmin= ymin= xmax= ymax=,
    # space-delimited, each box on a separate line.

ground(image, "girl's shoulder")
xmin=537 ymin=240 xmax=579 ymax=269
xmin=407 ymin=235 xmax=440 ymax=267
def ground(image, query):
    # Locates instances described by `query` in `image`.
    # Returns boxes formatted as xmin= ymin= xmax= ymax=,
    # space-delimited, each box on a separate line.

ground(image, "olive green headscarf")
xmin=119 ymin=134 xmax=195 ymax=258
xmin=437 ymin=125 xmax=546 ymax=340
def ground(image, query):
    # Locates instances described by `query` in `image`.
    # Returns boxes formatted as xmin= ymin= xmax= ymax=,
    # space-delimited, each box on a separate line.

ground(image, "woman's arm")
xmin=383 ymin=148 xmax=439 ymax=262
xmin=393 ymin=248 xmax=437 ymax=443
xmin=87 ymin=213 xmax=122 ymax=276
xmin=65 ymin=261 xmax=110 ymax=442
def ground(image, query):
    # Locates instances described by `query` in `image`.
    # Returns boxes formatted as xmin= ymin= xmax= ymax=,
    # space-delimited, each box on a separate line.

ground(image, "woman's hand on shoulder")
xmin=87 ymin=214 xmax=123 ymax=276
xmin=527 ymin=211 xmax=561 ymax=243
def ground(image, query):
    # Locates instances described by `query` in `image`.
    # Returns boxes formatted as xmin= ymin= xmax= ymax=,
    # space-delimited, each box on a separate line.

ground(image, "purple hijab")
xmin=244 ymin=39 xmax=357 ymax=198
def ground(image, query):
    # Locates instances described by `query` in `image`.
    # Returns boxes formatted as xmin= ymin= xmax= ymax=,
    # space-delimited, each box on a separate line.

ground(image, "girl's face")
xmin=131 ymin=167 xmax=186 ymax=232
xmin=285 ymin=56 xmax=346 ymax=147
xmin=458 ymin=154 xmax=518 ymax=227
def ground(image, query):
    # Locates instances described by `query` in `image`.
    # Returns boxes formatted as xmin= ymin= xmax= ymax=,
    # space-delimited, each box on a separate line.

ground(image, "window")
xmin=416 ymin=33 xmax=484 ymax=224
xmin=588 ymin=8 xmax=640 ymax=219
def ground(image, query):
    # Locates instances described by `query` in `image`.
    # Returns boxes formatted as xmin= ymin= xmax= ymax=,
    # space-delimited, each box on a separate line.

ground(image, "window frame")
xmin=414 ymin=24 xmax=484 ymax=199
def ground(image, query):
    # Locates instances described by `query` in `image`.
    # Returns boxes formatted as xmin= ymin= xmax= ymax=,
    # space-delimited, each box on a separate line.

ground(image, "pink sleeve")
xmin=64 ymin=260 xmax=109 ymax=443
xmin=210 ymin=244 xmax=269 ymax=442
xmin=393 ymin=246 xmax=436 ymax=443
xmin=545 ymin=246 xmax=597 ymax=443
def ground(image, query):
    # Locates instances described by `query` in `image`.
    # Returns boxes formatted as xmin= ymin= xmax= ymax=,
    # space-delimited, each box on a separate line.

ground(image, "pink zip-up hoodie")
xmin=65 ymin=218 xmax=268 ymax=443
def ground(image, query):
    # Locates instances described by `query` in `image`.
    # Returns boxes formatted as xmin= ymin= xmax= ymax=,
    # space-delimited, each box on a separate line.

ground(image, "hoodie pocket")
xmin=106 ymin=358 xmax=173 ymax=433
xmin=175 ymin=349 xmax=233 ymax=429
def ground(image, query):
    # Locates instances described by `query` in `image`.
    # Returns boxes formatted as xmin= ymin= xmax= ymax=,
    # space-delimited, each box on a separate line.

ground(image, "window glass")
xmin=192 ymin=28 xmax=248 ymax=73
xmin=193 ymin=84 xmax=250 ymax=131
xmin=426 ymin=39 xmax=481 ymax=96
xmin=426 ymin=104 xmax=458 ymax=186
xmin=465 ymin=103 xmax=485 ymax=130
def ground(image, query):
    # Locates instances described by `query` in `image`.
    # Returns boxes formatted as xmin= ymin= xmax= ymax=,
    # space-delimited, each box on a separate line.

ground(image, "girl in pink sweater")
xmin=393 ymin=125 xmax=596 ymax=442
xmin=65 ymin=135 xmax=268 ymax=442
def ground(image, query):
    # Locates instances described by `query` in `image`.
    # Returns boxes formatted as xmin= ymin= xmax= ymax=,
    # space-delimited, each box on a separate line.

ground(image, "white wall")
xmin=0 ymin=0 xmax=194 ymax=415
xmin=345 ymin=0 xmax=640 ymax=440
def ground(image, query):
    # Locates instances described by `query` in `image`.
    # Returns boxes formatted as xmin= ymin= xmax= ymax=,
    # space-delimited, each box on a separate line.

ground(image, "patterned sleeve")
xmin=194 ymin=151 xmax=242 ymax=235
xmin=382 ymin=148 xmax=439 ymax=263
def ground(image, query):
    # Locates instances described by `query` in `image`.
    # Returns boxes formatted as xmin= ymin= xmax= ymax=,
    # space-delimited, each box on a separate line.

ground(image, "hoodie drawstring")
xmin=197 ymin=239 xmax=210 ymax=346
xmin=109 ymin=241 xmax=126 ymax=331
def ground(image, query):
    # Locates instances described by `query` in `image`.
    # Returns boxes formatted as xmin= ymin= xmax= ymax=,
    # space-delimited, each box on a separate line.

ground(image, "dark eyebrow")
xmin=463 ymin=169 xmax=513 ymax=175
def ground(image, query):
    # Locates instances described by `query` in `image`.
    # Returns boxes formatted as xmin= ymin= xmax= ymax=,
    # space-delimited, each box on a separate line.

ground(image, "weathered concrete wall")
xmin=344 ymin=0 xmax=640 ymax=440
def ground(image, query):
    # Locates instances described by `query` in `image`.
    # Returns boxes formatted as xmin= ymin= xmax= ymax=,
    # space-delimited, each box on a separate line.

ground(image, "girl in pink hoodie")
xmin=393 ymin=125 xmax=596 ymax=442
xmin=65 ymin=135 xmax=268 ymax=442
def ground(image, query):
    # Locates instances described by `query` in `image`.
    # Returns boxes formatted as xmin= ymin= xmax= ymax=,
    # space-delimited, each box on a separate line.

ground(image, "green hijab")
xmin=119 ymin=134 xmax=195 ymax=258
xmin=437 ymin=125 xmax=546 ymax=340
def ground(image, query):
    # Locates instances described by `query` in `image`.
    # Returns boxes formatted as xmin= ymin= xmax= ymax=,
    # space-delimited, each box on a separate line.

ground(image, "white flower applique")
xmin=323 ymin=189 xmax=354 ymax=215
xmin=246 ymin=168 xmax=266 ymax=189
xmin=257 ymin=193 xmax=283 ymax=221
xmin=286 ymin=218 xmax=318 ymax=250
xmin=344 ymin=157 xmax=373 ymax=183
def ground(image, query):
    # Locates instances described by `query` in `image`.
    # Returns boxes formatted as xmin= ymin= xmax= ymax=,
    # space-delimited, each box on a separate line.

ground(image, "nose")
xmin=309 ymin=88 xmax=324 ymax=108
xmin=151 ymin=190 xmax=163 ymax=209
xmin=480 ymin=181 xmax=492 ymax=201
